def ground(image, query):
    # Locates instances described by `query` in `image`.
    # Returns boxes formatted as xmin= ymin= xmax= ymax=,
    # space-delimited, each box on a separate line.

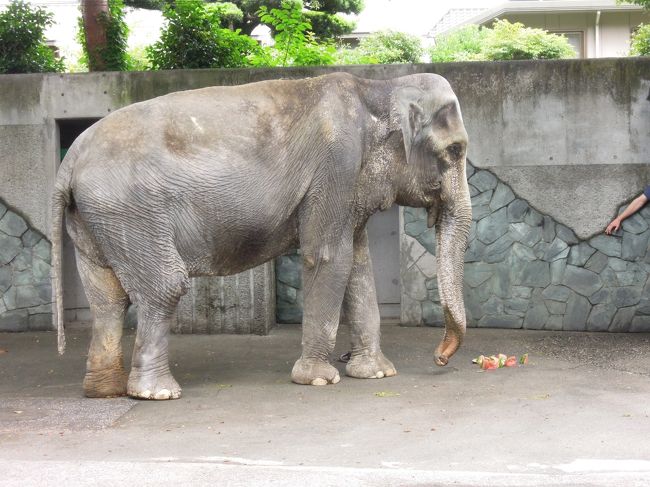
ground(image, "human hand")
xmin=605 ymin=218 xmax=621 ymax=235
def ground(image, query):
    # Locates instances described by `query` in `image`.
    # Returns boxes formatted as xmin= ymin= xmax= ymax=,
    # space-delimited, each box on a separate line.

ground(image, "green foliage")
xmin=101 ymin=0 xmax=130 ymax=70
xmin=205 ymin=2 xmax=244 ymax=28
xmin=0 ymin=0 xmax=64 ymax=74
xmin=619 ymin=0 xmax=650 ymax=8
xmin=333 ymin=46 xmax=376 ymax=65
xmin=252 ymin=0 xmax=335 ymax=66
xmin=429 ymin=19 xmax=576 ymax=63
xmin=77 ymin=0 xmax=130 ymax=71
xmin=630 ymin=23 xmax=650 ymax=55
xmin=201 ymin=0 xmax=360 ymax=38
xmin=429 ymin=25 xmax=486 ymax=62
xmin=147 ymin=0 xmax=260 ymax=69
xmin=354 ymin=30 xmax=423 ymax=64
xmin=482 ymin=19 xmax=576 ymax=60
xmin=124 ymin=0 xmax=164 ymax=9
xmin=127 ymin=45 xmax=152 ymax=70
xmin=303 ymin=10 xmax=355 ymax=39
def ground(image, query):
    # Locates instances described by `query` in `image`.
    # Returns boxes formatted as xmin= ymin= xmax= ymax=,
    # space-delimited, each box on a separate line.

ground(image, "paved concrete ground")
xmin=1 ymin=323 xmax=650 ymax=486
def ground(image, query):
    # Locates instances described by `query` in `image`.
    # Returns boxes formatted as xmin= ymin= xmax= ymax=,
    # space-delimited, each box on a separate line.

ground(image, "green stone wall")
xmin=401 ymin=162 xmax=650 ymax=332
xmin=0 ymin=199 xmax=52 ymax=331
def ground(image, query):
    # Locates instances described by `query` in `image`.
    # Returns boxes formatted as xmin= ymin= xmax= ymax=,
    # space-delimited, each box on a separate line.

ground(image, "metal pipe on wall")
xmin=595 ymin=10 xmax=601 ymax=58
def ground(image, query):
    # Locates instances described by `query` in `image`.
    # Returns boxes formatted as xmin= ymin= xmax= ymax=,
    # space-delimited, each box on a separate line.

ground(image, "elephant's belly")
xmin=184 ymin=216 xmax=300 ymax=278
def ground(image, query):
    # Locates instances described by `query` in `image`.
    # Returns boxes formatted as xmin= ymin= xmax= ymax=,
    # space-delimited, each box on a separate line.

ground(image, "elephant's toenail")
xmin=154 ymin=389 xmax=170 ymax=400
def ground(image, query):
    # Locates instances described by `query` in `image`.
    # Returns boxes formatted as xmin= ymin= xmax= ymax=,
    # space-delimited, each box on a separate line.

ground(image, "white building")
xmin=429 ymin=0 xmax=650 ymax=58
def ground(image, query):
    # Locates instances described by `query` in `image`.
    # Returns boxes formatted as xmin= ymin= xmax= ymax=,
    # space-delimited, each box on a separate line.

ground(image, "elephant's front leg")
xmin=291 ymin=238 xmax=354 ymax=386
xmin=342 ymin=230 xmax=396 ymax=380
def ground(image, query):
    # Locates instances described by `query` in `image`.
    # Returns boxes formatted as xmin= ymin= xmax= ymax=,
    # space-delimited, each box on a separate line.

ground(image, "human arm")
xmin=605 ymin=193 xmax=649 ymax=235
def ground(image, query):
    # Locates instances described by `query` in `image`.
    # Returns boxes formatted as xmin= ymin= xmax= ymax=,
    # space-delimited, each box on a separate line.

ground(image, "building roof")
xmin=427 ymin=8 xmax=487 ymax=37
xmin=430 ymin=0 xmax=646 ymax=38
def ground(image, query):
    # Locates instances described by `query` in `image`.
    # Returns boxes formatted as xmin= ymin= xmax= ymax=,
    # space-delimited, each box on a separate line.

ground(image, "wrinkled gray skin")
xmin=51 ymin=72 xmax=471 ymax=400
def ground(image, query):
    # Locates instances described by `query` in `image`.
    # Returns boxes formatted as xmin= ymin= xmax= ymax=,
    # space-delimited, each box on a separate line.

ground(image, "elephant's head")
xmin=391 ymin=75 xmax=472 ymax=367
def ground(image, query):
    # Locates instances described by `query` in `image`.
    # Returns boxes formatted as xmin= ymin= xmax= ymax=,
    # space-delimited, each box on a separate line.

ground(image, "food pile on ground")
xmin=472 ymin=353 xmax=529 ymax=370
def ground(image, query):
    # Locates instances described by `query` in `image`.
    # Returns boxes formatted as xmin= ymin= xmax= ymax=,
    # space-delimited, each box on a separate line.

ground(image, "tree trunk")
xmin=82 ymin=0 xmax=109 ymax=71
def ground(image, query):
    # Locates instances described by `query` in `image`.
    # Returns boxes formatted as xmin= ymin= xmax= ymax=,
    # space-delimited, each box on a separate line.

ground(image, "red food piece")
xmin=481 ymin=357 xmax=499 ymax=370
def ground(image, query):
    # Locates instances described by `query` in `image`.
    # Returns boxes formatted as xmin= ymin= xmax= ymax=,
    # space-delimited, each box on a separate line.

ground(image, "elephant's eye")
xmin=446 ymin=143 xmax=463 ymax=162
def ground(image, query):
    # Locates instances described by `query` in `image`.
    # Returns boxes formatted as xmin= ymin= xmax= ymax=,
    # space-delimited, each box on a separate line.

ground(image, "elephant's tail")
xmin=52 ymin=158 xmax=73 ymax=355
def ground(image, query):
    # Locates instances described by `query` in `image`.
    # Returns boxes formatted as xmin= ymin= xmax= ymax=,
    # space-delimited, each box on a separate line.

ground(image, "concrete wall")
xmin=0 ymin=58 xmax=648 ymax=332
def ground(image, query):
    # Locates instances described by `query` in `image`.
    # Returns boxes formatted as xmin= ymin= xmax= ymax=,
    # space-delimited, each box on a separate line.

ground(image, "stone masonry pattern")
xmin=276 ymin=253 xmax=304 ymax=324
xmin=401 ymin=161 xmax=650 ymax=332
xmin=0 ymin=199 xmax=52 ymax=331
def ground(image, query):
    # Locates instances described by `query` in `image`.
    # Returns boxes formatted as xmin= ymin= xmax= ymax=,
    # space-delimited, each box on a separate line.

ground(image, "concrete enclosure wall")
xmin=0 ymin=59 xmax=648 ymax=332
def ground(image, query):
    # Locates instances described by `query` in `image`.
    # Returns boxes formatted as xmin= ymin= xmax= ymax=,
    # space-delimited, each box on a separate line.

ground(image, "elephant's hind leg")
xmin=127 ymin=271 xmax=188 ymax=400
xmin=75 ymin=252 xmax=129 ymax=398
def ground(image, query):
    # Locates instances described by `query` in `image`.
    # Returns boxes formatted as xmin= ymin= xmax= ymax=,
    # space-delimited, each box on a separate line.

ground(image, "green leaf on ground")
xmin=374 ymin=391 xmax=400 ymax=398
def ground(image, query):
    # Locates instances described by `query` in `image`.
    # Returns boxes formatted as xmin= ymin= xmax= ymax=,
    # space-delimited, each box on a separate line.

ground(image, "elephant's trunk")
xmin=433 ymin=179 xmax=472 ymax=366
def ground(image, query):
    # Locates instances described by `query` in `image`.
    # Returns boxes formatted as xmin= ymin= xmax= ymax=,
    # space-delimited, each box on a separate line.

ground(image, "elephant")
xmin=51 ymin=72 xmax=472 ymax=400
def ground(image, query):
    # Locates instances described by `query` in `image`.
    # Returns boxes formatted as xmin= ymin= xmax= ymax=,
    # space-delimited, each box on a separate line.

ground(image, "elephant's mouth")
xmin=427 ymin=205 xmax=439 ymax=228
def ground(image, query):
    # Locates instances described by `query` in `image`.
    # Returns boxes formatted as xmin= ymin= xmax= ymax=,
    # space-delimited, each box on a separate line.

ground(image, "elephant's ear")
xmin=394 ymin=86 xmax=426 ymax=164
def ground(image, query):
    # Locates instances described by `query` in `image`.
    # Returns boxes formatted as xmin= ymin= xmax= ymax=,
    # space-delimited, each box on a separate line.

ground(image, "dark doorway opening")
xmin=58 ymin=118 xmax=98 ymax=160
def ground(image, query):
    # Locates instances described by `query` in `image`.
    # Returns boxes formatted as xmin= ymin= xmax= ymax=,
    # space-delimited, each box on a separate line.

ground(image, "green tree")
xmin=630 ymin=23 xmax=650 ymax=55
xmin=78 ymin=0 xmax=130 ymax=71
xmin=429 ymin=25 xmax=486 ymax=62
xmin=206 ymin=2 xmax=244 ymax=29
xmin=147 ymin=0 xmax=260 ymax=69
xmin=252 ymin=0 xmax=335 ymax=66
xmin=206 ymin=0 xmax=361 ymax=38
xmin=124 ymin=0 xmax=361 ymax=38
xmin=429 ymin=20 xmax=575 ymax=62
xmin=0 ymin=0 xmax=64 ymax=74
xmin=620 ymin=0 xmax=650 ymax=8
xmin=483 ymin=19 xmax=576 ymax=60
xmin=345 ymin=30 xmax=423 ymax=64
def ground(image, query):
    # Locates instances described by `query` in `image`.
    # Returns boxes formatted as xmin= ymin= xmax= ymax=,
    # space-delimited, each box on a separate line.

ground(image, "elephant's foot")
xmin=83 ymin=365 xmax=128 ymax=398
xmin=127 ymin=368 xmax=182 ymax=400
xmin=346 ymin=350 xmax=396 ymax=379
xmin=291 ymin=357 xmax=341 ymax=386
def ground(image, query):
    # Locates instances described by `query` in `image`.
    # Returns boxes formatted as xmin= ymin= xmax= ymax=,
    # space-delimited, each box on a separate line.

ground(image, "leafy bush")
xmin=205 ymin=2 xmax=244 ymax=29
xmin=333 ymin=46 xmax=377 ymax=65
xmin=252 ymin=0 xmax=335 ymax=67
xmin=127 ymin=46 xmax=152 ymax=71
xmin=355 ymin=30 xmax=423 ymax=64
xmin=147 ymin=0 xmax=260 ymax=70
xmin=482 ymin=19 xmax=576 ymax=60
xmin=0 ymin=0 xmax=64 ymax=74
xmin=428 ymin=19 xmax=575 ymax=63
xmin=429 ymin=25 xmax=486 ymax=62
xmin=630 ymin=23 xmax=650 ymax=56
xmin=624 ymin=0 xmax=650 ymax=8
xmin=304 ymin=10 xmax=356 ymax=40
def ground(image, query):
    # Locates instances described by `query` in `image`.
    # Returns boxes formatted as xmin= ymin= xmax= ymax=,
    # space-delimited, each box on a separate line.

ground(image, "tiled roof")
xmin=427 ymin=8 xmax=488 ymax=38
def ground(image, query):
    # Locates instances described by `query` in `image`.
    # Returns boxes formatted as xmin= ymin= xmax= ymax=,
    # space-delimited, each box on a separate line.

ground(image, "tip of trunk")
xmin=434 ymin=330 xmax=463 ymax=366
